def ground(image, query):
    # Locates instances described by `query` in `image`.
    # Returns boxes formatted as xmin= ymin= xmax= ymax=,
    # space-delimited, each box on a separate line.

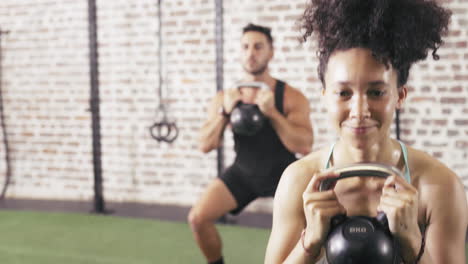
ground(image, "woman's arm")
xmin=417 ymin=163 xmax=468 ymax=263
xmin=265 ymin=159 xmax=345 ymax=263
xmin=264 ymin=163 xmax=318 ymax=263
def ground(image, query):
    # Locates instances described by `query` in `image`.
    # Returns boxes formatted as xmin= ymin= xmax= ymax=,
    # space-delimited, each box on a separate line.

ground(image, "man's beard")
xmin=243 ymin=61 xmax=268 ymax=75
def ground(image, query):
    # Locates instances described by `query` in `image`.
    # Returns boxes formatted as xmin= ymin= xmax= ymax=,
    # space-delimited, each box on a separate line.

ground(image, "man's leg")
xmin=188 ymin=178 xmax=238 ymax=263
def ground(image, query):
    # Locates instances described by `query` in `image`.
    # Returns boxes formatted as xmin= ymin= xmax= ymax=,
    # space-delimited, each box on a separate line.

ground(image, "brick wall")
xmin=406 ymin=0 xmax=468 ymax=201
xmin=0 ymin=0 xmax=93 ymax=200
xmin=0 ymin=0 xmax=466 ymax=214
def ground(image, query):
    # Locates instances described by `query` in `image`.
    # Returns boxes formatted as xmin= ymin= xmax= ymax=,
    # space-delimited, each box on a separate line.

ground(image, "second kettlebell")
xmin=230 ymin=82 xmax=268 ymax=136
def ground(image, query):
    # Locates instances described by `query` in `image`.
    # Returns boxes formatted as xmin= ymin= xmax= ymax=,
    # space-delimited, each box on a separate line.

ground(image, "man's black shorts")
xmin=218 ymin=164 xmax=279 ymax=215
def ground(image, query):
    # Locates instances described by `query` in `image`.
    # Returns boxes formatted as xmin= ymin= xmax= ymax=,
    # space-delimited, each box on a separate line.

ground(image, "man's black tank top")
xmin=232 ymin=80 xmax=297 ymax=189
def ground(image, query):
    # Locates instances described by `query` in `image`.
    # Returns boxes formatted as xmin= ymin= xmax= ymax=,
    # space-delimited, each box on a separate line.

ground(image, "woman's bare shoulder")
xmin=407 ymin=146 xmax=460 ymax=186
xmin=406 ymin=145 xmax=466 ymax=216
xmin=406 ymin=144 xmax=467 ymax=242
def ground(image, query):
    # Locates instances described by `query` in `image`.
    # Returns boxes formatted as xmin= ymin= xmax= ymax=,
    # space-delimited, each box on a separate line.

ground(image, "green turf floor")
xmin=0 ymin=210 xmax=270 ymax=264
xmin=0 ymin=210 xmax=467 ymax=264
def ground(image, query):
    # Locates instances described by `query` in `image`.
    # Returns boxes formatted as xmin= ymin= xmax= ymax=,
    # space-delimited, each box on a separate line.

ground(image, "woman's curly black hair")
xmin=300 ymin=0 xmax=451 ymax=87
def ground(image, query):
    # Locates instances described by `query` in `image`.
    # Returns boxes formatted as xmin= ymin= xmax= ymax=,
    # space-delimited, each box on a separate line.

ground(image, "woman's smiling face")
xmin=323 ymin=48 xmax=406 ymax=149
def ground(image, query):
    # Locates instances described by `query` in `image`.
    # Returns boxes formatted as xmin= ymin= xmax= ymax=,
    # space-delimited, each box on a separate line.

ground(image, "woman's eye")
xmin=338 ymin=91 xmax=351 ymax=97
xmin=368 ymin=90 xmax=385 ymax=97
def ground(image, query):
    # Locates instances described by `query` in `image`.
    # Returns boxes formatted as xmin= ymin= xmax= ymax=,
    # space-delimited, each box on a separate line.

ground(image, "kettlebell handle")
xmin=319 ymin=163 xmax=404 ymax=191
xmin=236 ymin=81 xmax=269 ymax=91
xmin=322 ymin=163 xmax=399 ymax=228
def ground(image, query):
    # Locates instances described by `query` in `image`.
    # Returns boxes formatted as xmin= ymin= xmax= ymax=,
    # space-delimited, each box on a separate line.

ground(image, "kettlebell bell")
xmin=230 ymin=82 xmax=268 ymax=136
xmin=319 ymin=163 xmax=402 ymax=264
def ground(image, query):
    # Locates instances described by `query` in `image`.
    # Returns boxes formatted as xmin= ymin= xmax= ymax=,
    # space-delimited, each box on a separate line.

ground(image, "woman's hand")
xmin=377 ymin=174 xmax=422 ymax=262
xmin=302 ymin=170 xmax=346 ymax=251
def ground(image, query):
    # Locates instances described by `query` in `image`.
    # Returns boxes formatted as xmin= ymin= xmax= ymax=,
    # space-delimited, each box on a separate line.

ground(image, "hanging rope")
xmin=214 ymin=0 xmax=224 ymax=175
xmin=0 ymin=29 xmax=11 ymax=200
xmin=149 ymin=0 xmax=179 ymax=143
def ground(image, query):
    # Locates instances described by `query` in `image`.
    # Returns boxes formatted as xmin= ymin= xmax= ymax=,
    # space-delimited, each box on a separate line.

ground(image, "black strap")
xmin=274 ymin=80 xmax=286 ymax=114
xmin=214 ymin=0 xmax=225 ymax=217
xmin=0 ymin=29 xmax=11 ymax=200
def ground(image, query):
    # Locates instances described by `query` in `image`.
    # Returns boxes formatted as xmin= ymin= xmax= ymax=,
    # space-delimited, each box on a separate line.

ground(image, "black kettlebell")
xmin=229 ymin=82 xmax=268 ymax=136
xmin=230 ymin=103 xmax=265 ymax=136
xmin=319 ymin=163 xmax=402 ymax=264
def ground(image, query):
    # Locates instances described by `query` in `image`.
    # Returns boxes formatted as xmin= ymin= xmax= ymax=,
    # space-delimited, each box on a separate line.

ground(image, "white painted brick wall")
xmin=0 ymin=0 xmax=93 ymax=201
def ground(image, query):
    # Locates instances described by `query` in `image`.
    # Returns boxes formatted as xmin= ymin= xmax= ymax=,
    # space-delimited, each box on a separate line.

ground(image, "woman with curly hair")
xmin=264 ymin=0 xmax=467 ymax=263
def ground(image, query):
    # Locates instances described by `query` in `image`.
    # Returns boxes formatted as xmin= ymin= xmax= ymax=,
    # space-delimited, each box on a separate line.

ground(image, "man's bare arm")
xmin=198 ymin=92 xmax=228 ymax=153
xmin=268 ymin=87 xmax=313 ymax=155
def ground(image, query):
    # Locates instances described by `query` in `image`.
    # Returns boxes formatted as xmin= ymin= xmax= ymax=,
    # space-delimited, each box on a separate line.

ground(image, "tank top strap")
xmin=325 ymin=142 xmax=336 ymax=169
xmin=398 ymin=140 xmax=411 ymax=184
xmin=274 ymin=80 xmax=286 ymax=114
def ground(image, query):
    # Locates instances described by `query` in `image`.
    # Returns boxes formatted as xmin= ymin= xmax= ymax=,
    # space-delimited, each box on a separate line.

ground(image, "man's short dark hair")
xmin=243 ymin=23 xmax=273 ymax=46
